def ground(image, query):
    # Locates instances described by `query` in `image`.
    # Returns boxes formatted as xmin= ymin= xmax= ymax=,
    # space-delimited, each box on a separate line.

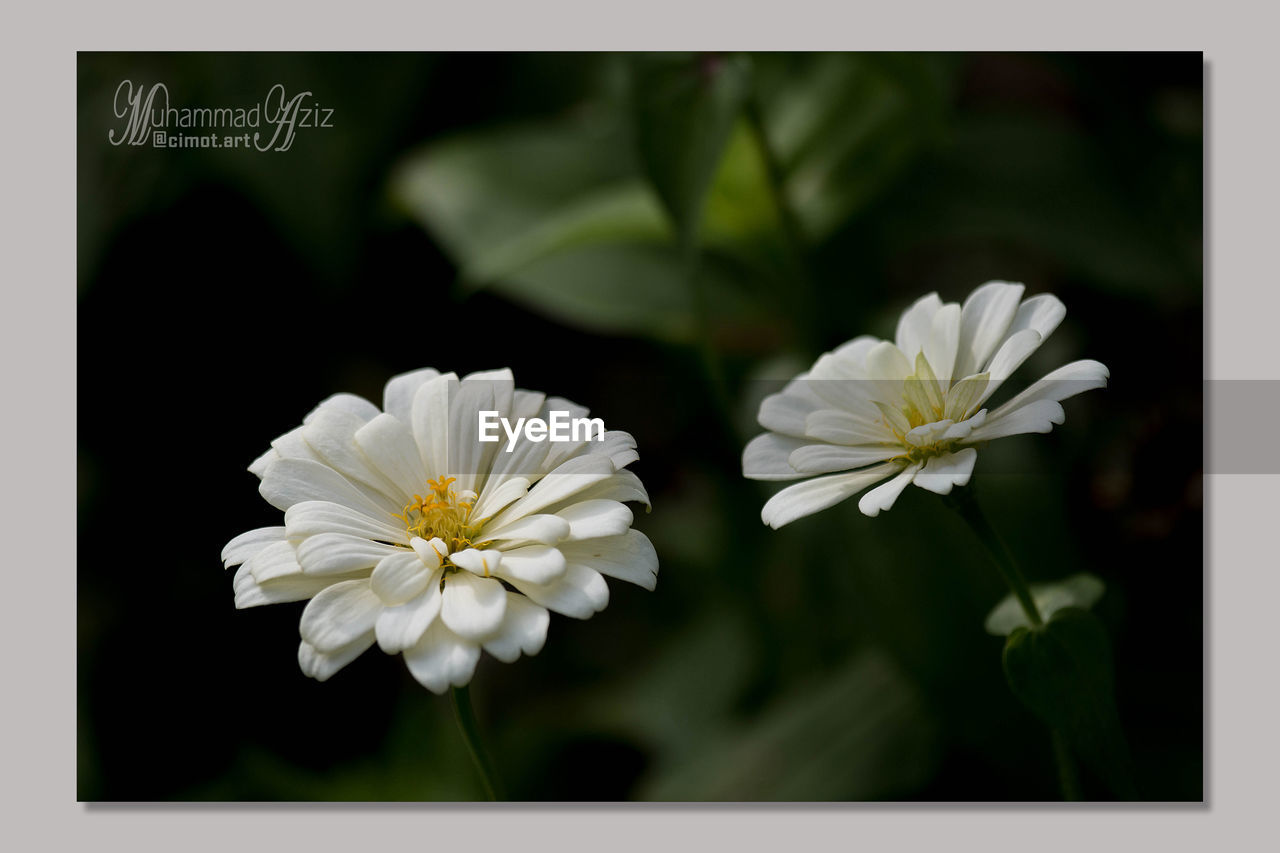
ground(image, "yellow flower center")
xmin=895 ymin=437 xmax=957 ymax=465
xmin=392 ymin=475 xmax=483 ymax=554
xmin=900 ymin=352 xmax=947 ymax=429
xmin=875 ymin=351 xmax=987 ymax=465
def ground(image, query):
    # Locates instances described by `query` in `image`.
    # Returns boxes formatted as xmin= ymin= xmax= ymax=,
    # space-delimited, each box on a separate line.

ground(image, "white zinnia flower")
xmin=222 ymin=368 xmax=657 ymax=693
xmin=743 ymin=281 xmax=1109 ymax=527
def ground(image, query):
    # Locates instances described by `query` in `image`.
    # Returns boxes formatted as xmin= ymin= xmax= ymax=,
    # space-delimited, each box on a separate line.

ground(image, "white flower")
xmin=743 ymin=281 xmax=1109 ymax=527
xmin=223 ymin=368 xmax=657 ymax=693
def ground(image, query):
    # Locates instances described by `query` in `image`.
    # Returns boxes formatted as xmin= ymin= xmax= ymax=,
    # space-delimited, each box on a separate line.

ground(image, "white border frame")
xmin=6 ymin=2 xmax=1275 ymax=849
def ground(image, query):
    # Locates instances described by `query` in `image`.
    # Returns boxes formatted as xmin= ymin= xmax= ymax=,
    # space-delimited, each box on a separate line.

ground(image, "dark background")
xmin=77 ymin=52 xmax=1202 ymax=801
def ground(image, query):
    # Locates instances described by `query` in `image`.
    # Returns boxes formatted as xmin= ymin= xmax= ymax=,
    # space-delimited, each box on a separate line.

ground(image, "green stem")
xmin=1051 ymin=729 xmax=1081 ymax=801
xmin=944 ymin=487 xmax=1043 ymax=627
xmin=684 ymin=239 xmax=731 ymax=419
xmin=450 ymin=685 xmax=503 ymax=801
xmin=946 ymin=487 xmax=1086 ymax=800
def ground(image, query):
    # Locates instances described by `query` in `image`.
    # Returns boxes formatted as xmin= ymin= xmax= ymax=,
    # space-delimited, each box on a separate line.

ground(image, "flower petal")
xmin=760 ymin=462 xmax=903 ymax=529
xmin=511 ymin=389 xmax=547 ymax=420
xmin=829 ymin=335 xmax=881 ymax=371
xmin=912 ymin=448 xmax=978 ymax=495
xmin=554 ymin=499 xmax=633 ymax=541
xmin=954 ymin=281 xmax=1025 ymax=379
xmin=298 ymin=631 xmax=374 ymax=682
xmin=943 ymin=373 xmax=990 ymax=422
xmin=248 ymin=447 xmax=279 ymax=479
xmin=966 ymin=399 xmax=1065 ymax=441
xmin=537 ymin=395 xmax=598 ymax=472
xmin=463 ymin=368 xmax=516 ymax=424
xmin=505 ymin=563 xmax=609 ymax=619
xmin=757 ymin=387 xmax=823 ymax=438
xmin=410 ymin=372 xmax=457 ymax=481
xmin=538 ymin=469 xmax=650 ymax=513
xmin=493 ymin=544 xmax=567 ymax=584
xmin=410 ymin=537 xmax=446 ymax=568
xmin=233 ymin=563 xmax=345 ymax=609
xmin=468 ymin=471 xmax=529 ymax=521
xmin=904 ymin=419 xmax=955 ymax=447
xmin=295 ymin=533 xmax=400 ymax=576
xmin=303 ymin=407 xmax=403 ymax=501
xmin=597 ymin=430 xmax=640 ymax=470
xmin=269 ymin=425 xmax=322 ymax=464
xmin=284 ymin=500 xmax=408 ymax=545
xmin=375 ymin=579 xmax=443 ymax=653
xmin=895 ymin=292 xmax=943 ymax=360
xmin=482 ymin=593 xmax=550 ymax=663
xmin=485 ymin=454 xmax=615 ymax=529
xmin=923 ymin=302 xmax=962 ymax=384
xmin=403 ymin=621 xmax=481 ymax=694
xmin=482 ymin=513 xmax=571 ymax=545
xmin=259 ymin=457 xmax=394 ymax=517
xmin=788 ymin=443 xmax=904 ymax=475
xmin=447 ymin=376 xmax=497 ymax=496
xmin=383 ymin=368 xmax=441 ymax=424
xmin=559 ymin=530 xmax=658 ymax=591
xmin=940 ymin=410 xmax=986 ymax=441
xmin=863 ymin=340 xmax=913 ymax=382
xmin=972 ymin=328 xmax=1044 ymax=410
xmin=803 ymin=409 xmax=895 ymax=445
xmin=440 ymin=571 xmax=508 ymax=640
xmin=302 ymin=392 xmax=381 ymax=425
xmin=354 ymin=413 xmax=430 ymax=502
xmin=221 ymin=526 xmax=287 ymax=568
xmin=299 ymin=579 xmax=383 ymax=653
xmin=742 ymin=433 xmax=807 ymax=481
xmin=973 ymin=359 xmax=1110 ymax=440
xmin=247 ymin=540 xmax=303 ymax=583
xmin=857 ymin=462 xmax=921 ymax=516
xmin=370 ymin=550 xmax=433 ymax=605
xmin=449 ymin=548 xmax=502 ymax=577
xmin=1003 ymin=293 xmax=1066 ymax=347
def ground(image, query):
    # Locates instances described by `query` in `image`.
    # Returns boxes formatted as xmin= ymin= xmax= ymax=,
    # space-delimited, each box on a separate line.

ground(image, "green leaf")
xmin=985 ymin=572 xmax=1105 ymax=636
xmin=636 ymin=649 xmax=937 ymax=801
xmin=390 ymin=63 xmax=785 ymax=344
xmin=698 ymin=121 xmax=792 ymax=282
xmin=631 ymin=53 xmax=752 ymax=246
xmin=1002 ymin=607 xmax=1138 ymax=799
xmin=391 ymin=103 xmax=771 ymax=343
xmin=458 ymin=185 xmax=670 ymax=283
xmin=391 ymin=115 xmax=655 ymax=275
xmin=751 ymin=53 xmax=955 ymax=242
xmin=485 ymin=241 xmax=754 ymax=343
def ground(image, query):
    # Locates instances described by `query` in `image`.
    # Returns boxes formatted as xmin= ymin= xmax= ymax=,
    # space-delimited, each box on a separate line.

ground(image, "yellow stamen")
xmin=394 ymin=476 xmax=485 ymax=561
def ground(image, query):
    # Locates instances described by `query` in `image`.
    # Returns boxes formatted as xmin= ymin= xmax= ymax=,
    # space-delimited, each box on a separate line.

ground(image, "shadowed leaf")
xmin=1002 ymin=607 xmax=1138 ymax=798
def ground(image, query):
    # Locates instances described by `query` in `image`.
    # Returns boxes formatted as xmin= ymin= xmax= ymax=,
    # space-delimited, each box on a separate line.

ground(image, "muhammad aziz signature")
xmin=109 ymin=81 xmax=334 ymax=152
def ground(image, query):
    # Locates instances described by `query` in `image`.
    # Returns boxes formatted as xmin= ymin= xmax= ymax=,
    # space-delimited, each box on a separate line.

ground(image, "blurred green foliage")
xmin=78 ymin=52 xmax=1202 ymax=802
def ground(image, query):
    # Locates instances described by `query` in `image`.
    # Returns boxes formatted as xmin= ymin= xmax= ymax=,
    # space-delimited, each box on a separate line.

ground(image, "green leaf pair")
xmin=390 ymin=54 xmax=761 ymax=344
xmin=390 ymin=54 xmax=954 ymax=345
xmin=1002 ymin=607 xmax=1138 ymax=799
xmin=632 ymin=53 xmax=752 ymax=248
xmin=984 ymin=572 xmax=1105 ymax=636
